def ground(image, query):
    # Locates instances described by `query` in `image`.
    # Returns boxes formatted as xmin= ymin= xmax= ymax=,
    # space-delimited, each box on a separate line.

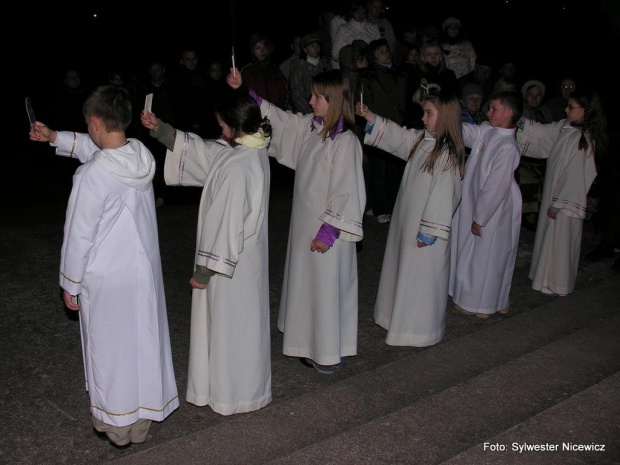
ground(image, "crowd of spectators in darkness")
xmin=26 ymin=1 xmax=616 ymax=256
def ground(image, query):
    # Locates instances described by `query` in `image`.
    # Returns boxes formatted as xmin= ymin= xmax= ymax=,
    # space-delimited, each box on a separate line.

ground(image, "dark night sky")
xmin=13 ymin=0 xmax=619 ymax=136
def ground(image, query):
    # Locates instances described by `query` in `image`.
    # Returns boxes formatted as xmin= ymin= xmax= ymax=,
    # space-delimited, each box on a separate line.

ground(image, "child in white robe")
xmin=450 ymin=90 xmax=523 ymax=319
xmin=227 ymin=68 xmax=366 ymax=374
xmin=141 ymin=90 xmax=273 ymax=415
xmin=516 ymin=88 xmax=608 ymax=296
xmin=355 ymin=91 xmax=465 ymax=346
xmin=29 ymin=85 xmax=179 ymax=447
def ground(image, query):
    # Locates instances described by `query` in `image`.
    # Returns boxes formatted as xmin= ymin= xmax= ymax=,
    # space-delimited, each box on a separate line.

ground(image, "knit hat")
xmin=301 ymin=32 xmax=321 ymax=50
xmin=462 ymin=82 xmax=484 ymax=100
xmin=521 ymin=80 xmax=546 ymax=100
xmin=442 ymin=17 xmax=461 ymax=31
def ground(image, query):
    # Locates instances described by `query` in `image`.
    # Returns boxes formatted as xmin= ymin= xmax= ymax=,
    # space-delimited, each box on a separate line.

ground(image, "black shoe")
xmin=586 ymin=243 xmax=614 ymax=261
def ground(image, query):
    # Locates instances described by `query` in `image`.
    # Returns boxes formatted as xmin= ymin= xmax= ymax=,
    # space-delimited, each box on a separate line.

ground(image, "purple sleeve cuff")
xmin=315 ymin=222 xmax=340 ymax=247
xmin=248 ymin=88 xmax=262 ymax=107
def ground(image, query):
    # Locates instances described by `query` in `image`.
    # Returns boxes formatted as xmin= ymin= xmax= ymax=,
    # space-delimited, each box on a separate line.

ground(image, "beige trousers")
xmin=92 ymin=416 xmax=152 ymax=446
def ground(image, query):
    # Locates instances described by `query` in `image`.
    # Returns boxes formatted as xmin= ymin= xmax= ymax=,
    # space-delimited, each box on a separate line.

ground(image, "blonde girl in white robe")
xmin=517 ymin=88 xmax=608 ymax=296
xmin=227 ymin=69 xmax=366 ymax=374
xmin=141 ymin=90 xmax=273 ymax=415
xmin=356 ymin=92 xmax=465 ymax=346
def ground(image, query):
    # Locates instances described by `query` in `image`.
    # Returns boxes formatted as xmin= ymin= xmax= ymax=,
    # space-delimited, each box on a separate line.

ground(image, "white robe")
xmin=54 ymin=132 xmax=179 ymax=427
xmin=164 ymin=131 xmax=272 ymax=415
xmin=260 ymin=100 xmax=366 ymax=366
xmin=365 ymin=117 xmax=462 ymax=346
xmin=449 ymin=122 xmax=522 ymax=314
xmin=517 ymin=119 xmax=597 ymax=295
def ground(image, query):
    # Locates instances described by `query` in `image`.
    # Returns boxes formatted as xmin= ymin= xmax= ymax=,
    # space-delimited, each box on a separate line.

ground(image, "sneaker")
xmin=365 ymin=208 xmax=374 ymax=216
xmin=377 ymin=214 xmax=391 ymax=224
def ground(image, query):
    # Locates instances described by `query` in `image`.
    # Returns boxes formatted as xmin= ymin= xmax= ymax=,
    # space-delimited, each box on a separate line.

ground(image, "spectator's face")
xmin=526 ymin=86 xmax=543 ymax=108
xmin=209 ymin=63 xmax=222 ymax=80
xmin=466 ymin=94 xmax=483 ymax=112
xmin=374 ymin=45 xmax=391 ymax=64
xmin=446 ymin=24 xmax=459 ymax=38
xmin=253 ymin=41 xmax=269 ymax=61
xmin=305 ymin=42 xmax=321 ymax=59
xmin=64 ymin=70 xmax=81 ymax=89
xmin=406 ymin=49 xmax=418 ymax=64
xmin=560 ymin=79 xmax=576 ymax=99
xmin=424 ymin=46 xmax=442 ymax=67
xmin=181 ymin=52 xmax=198 ymax=70
xmin=352 ymin=7 xmax=366 ymax=22
xmin=368 ymin=0 xmax=384 ymax=19
xmin=500 ymin=63 xmax=516 ymax=78
xmin=149 ymin=63 xmax=165 ymax=81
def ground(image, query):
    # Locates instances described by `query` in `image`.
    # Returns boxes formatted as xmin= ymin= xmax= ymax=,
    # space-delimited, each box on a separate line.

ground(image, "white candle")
xmin=232 ymin=46 xmax=236 ymax=76
xmin=360 ymin=90 xmax=363 ymax=108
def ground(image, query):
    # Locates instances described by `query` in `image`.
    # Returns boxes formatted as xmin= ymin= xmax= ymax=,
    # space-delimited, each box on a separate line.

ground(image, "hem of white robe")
xmin=451 ymin=300 xmax=509 ymax=314
xmin=91 ymin=398 xmax=180 ymax=427
xmin=375 ymin=316 xmax=445 ymax=347
xmin=185 ymin=392 xmax=272 ymax=416
xmin=282 ymin=347 xmax=357 ymax=366
xmin=530 ymin=279 xmax=573 ymax=296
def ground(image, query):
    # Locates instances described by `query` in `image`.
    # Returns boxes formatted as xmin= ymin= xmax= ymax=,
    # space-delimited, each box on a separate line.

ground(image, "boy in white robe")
xmin=449 ymin=90 xmax=522 ymax=319
xmin=29 ymin=86 xmax=179 ymax=447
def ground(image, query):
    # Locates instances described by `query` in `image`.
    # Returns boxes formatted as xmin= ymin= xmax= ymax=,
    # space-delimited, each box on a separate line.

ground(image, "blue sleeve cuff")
xmin=416 ymin=232 xmax=437 ymax=245
xmin=364 ymin=115 xmax=376 ymax=134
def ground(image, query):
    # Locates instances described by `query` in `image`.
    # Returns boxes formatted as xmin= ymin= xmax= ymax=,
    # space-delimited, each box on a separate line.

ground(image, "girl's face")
xmin=421 ymin=100 xmax=438 ymax=132
xmin=252 ymin=41 xmax=269 ymax=61
xmin=424 ymin=46 xmax=442 ymax=67
xmin=216 ymin=114 xmax=234 ymax=140
xmin=486 ymin=99 xmax=514 ymax=128
xmin=565 ymin=98 xmax=585 ymax=124
xmin=310 ymin=91 xmax=329 ymax=118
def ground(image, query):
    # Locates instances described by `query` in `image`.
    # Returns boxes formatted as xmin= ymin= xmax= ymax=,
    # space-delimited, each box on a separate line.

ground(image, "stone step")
xmin=114 ymin=279 xmax=620 ymax=464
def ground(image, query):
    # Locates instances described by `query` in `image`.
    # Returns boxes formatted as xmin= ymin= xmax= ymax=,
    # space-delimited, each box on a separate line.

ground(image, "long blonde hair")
xmin=410 ymin=92 xmax=465 ymax=177
xmin=310 ymin=70 xmax=355 ymax=141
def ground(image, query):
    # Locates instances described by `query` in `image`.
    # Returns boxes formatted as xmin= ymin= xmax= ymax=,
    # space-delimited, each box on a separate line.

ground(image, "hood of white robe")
xmin=93 ymin=139 xmax=155 ymax=191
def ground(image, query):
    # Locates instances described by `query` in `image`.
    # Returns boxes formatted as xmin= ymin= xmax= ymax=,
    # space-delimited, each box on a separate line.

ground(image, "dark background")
xmin=9 ymin=0 xmax=619 ymax=205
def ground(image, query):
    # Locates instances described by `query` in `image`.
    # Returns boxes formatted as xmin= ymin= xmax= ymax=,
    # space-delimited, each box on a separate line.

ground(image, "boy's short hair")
xmin=83 ymin=85 xmax=133 ymax=132
xmin=488 ymin=90 xmax=523 ymax=124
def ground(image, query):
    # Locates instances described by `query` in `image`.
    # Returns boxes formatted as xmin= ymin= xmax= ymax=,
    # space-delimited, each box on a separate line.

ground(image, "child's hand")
xmin=62 ymin=289 xmax=80 ymax=311
xmin=355 ymin=102 xmax=374 ymax=123
xmin=189 ymin=277 xmax=207 ymax=290
xmin=310 ymin=238 xmax=330 ymax=254
xmin=29 ymin=121 xmax=57 ymax=143
xmin=471 ymin=221 xmax=482 ymax=237
xmin=417 ymin=240 xmax=428 ymax=248
xmin=227 ymin=69 xmax=242 ymax=89
xmin=141 ymin=109 xmax=159 ymax=131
